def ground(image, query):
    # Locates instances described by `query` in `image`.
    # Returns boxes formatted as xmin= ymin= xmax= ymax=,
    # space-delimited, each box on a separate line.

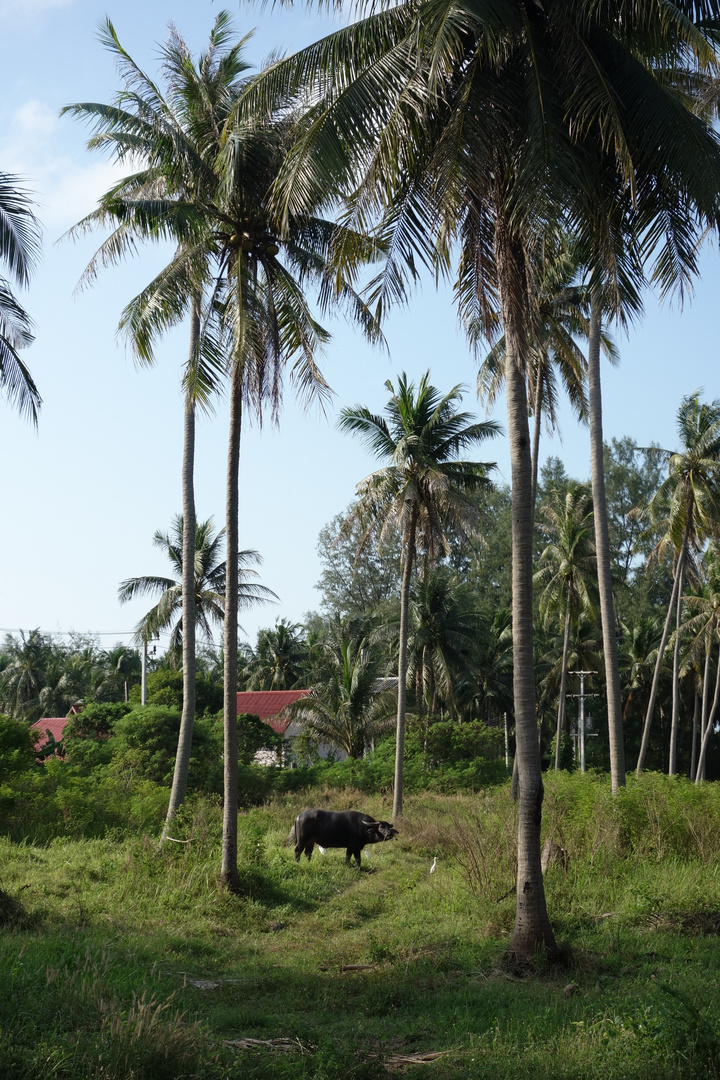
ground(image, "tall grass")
xmin=3 ymin=772 xmax=720 ymax=1078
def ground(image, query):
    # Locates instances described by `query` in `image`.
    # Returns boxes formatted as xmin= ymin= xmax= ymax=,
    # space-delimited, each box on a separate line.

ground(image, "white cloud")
xmin=1 ymin=100 xmax=126 ymax=232
xmin=0 ymin=0 xmax=75 ymax=25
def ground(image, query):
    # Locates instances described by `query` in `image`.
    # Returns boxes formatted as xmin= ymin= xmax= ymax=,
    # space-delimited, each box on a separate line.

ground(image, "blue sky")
xmin=0 ymin=0 xmax=716 ymax=654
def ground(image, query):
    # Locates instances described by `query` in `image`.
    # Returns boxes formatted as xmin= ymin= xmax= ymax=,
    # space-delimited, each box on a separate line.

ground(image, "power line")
xmin=0 ymin=627 xmax=171 ymax=640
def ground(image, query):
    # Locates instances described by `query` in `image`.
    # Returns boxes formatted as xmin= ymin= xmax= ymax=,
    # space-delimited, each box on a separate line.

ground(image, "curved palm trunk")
xmin=221 ymin=257 xmax=244 ymax=892
xmin=495 ymin=216 xmax=558 ymax=960
xmin=161 ymin=301 xmax=200 ymax=841
xmin=696 ymin=640 xmax=720 ymax=781
xmin=554 ymin=601 xmax=571 ymax=770
xmin=668 ymin=562 xmax=686 ymax=776
xmin=636 ymin=533 xmax=688 ymax=776
xmin=587 ymin=295 xmax=625 ymax=792
xmin=392 ymin=505 xmax=417 ymax=821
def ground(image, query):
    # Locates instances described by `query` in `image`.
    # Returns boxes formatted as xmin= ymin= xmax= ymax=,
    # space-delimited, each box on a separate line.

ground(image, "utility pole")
xmin=568 ymin=670 xmax=598 ymax=773
xmin=141 ymin=638 xmax=157 ymax=706
xmin=141 ymin=638 xmax=148 ymax=706
xmin=504 ymin=711 xmax=510 ymax=770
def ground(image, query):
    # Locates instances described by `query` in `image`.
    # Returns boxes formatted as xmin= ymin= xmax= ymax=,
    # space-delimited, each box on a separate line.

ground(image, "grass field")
xmin=3 ymin=773 xmax=720 ymax=1079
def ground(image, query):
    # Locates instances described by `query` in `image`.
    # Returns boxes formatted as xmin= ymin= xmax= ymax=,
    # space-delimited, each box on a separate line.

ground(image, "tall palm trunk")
xmin=690 ymin=683 xmax=702 ymax=781
xmin=668 ymin=563 xmax=686 ymax=776
xmin=221 ymin=255 xmax=244 ymax=892
xmin=161 ymin=300 xmax=200 ymax=840
xmin=554 ymin=601 xmax=571 ymax=770
xmin=392 ymin=505 xmax=417 ymax=820
xmin=495 ymin=215 xmax=558 ymax=959
xmin=636 ymin=528 xmax=689 ymax=776
xmin=587 ymin=294 xmax=625 ymax=792
xmin=695 ymin=643 xmax=712 ymax=781
xmin=530 ymin=365 xmax=543 ymax=519
xmin=696 ymin=640 xmax=720 ymax=780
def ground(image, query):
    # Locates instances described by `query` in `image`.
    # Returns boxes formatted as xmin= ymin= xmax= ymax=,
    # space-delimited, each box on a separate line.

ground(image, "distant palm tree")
xmin=287 ymin=626 xmax=395 ymax=759
xmin=118 ymin=515 xmax=276 ymax=655
xmin=535 ymin=485 xmax=597 ymax=770
xmin=637 ymin=394 xmax=720 ymax=777
xmin=681 ymin=546 xmax=720 ymax=782
xmin=0 ymin=173 xmax=41 ymax=423
xmin=0 ymin=630 xmax=52 ymax=722
xmin=406 ymin=567 xmax=482 ymax=718
xmin=339 ymin=372 xmax=499 ymax=816
xmin=477 ymin=248 xmax=604 ymax=512
xmin=247 ymin=619 xmax=307 ymax=690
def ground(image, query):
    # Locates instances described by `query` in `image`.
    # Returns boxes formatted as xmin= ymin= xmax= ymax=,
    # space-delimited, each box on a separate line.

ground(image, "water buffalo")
xmin=293 ymin=809 xmax=398 ymax=868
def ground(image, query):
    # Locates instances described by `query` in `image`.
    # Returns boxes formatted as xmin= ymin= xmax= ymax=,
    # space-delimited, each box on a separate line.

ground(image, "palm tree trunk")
xmin=668 ymin=561 xmax=685 ymax=775
xmin=495 ymin=215 xmax=558 ymax=960
xmin=392 ymin=505 xmax=417 ymax=821
xmin=554 ymin=601 xmax=571 ymax=770
xmin=161 ymin=300 xmax=200 ymax=841
xmin=587 ymin=293 xmax=626 ymax=793
xmin=690 ymin=684 xmax=702 ymax=782
xmin=221 ymin=255 xmax=244 ymax=892
xmin=636 ymin=535 xmax=688 ymax=776
xmin=531 ymin=365 xmax=543 ymax=520
xmin=696 ymin=639 xmax=720 ymax=781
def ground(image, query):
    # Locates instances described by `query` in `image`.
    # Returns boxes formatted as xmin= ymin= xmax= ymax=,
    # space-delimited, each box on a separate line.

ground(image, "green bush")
xmin=63 ymin=702 xmax=132 ymax=772
xmin=110 ymin=706 xmax=223 ymax=791
xmin=0 ymin=715 xmax=37 ymax=781
xmin=128 ymin=669 xmax=223 ymax=715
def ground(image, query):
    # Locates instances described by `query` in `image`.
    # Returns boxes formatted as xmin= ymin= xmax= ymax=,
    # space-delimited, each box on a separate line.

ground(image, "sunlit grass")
xmin=3 ymin=774 xmax=720 ymax=1078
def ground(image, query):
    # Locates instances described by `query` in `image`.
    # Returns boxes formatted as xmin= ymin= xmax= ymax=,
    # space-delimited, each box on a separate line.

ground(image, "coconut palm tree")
xmin=406 ymin=567 xmax=483 ymax=718
xmin=287 ymin=625 xmax=395 ymax=759
xmin=637 ymin=393 xmax=720 ymax=777
xmin=535 ymin=484 xmax=598 ymax=770
xmin=477 ymin=246 xmax=605 ymax=512
xmin=339 ymin=372 xmax=499 ymax=817
xmin=246 ymin=0 xmax=720 ymax=955
xmin=0 ymin=173 xmax=41 ymax=424
xmin=63 ymin=13 xmax=248 ymax=840
xmin=246 ymin=619 xmax=308 ymax=690
xmin=118 ymin=515 xmax=276 ymax=655
xmin=679 ymin=545 xmax=720 ymax=781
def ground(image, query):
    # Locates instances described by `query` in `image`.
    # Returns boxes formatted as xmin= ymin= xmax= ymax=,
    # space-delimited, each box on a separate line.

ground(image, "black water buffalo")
xmin=293 ymin=809 xmax=398 ymax=868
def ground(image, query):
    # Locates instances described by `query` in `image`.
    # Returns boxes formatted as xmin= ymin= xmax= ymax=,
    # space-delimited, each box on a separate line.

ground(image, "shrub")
xmin=128 ymin=670 xmax=223 ymax=715
xmin=0 ymin=715 xmax=37 ymax=781
xmin=110 ymin=706 xmax=223 ymax=792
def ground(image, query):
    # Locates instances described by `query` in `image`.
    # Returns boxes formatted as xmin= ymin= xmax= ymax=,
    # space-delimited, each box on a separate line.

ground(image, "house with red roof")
xmin=31 ymin=717 xmax=68 ymax=758
xmin=237 ymin=689 xmax=346 ymax=764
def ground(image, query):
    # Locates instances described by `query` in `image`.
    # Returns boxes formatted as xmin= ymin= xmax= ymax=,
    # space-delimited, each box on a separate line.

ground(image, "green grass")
xmin=3 ymin=774 xmax=720 ymax=1078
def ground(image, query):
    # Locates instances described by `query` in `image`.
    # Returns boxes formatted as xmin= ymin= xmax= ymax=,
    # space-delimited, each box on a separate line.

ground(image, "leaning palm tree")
xmin=118 ymin=515 xmax=276 ymax=656
xmin=339 ymin=372 xmax=499 ymax=817
xmin=534 ymin=484 xmax=598 ymax=770
xmin=637 ymin=393 xmax=720 ymax=777
xmin=0 ymin=172 xmax=41 ymax=423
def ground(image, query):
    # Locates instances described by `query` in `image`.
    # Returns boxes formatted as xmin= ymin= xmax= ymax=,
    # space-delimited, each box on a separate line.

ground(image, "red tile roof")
xmin=236 ymin=690 xmax=310 ymax=734
xmin=31 ymin=717 xmax=68 ymax=752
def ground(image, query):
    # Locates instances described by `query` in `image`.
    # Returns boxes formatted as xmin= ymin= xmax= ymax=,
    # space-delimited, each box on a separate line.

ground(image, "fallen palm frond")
xmin=223 ymin=1037 xmax=316 ymax=1054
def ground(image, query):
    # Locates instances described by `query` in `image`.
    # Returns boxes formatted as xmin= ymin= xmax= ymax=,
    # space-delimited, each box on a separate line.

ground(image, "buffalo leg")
xmin=304 ymin=844 xmax=314 ymax=860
